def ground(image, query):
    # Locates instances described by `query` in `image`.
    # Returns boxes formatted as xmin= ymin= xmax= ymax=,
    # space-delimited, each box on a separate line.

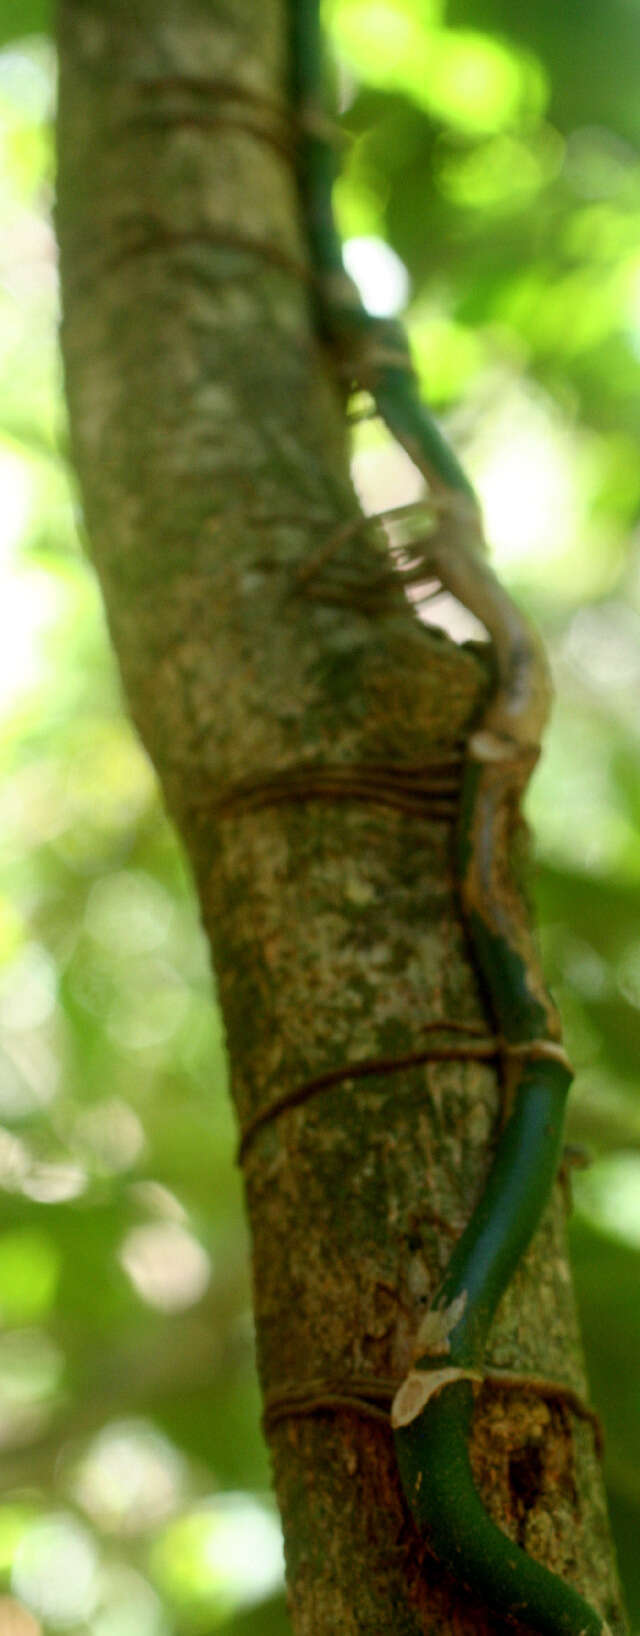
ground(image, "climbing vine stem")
xmin=290 ymin=3 xmax=613 ymax=1632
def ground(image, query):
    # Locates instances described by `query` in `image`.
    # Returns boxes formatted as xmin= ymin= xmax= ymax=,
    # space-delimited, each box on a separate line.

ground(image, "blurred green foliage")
xmin=0 ymin=1 xmax=638 ymax=1632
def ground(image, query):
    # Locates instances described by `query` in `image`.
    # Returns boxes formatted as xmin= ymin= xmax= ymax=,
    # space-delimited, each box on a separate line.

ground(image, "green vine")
xmin=289 ymin=3 xmax=611 ymax=1632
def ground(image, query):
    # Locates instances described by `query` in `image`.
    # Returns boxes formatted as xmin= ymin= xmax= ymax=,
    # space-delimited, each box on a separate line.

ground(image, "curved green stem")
xmin=289 ymin=0 xmax=475 ymax=504
xmin=395 ymin=1385 xmax=604 ymax=1636
xmin=290 ymin=5 xmax=610 ymax=1633
xmin=423 ymin=1060 xmax=570 ymax=1368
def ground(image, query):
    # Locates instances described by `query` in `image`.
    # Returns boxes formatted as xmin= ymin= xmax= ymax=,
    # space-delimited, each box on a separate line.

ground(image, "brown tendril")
xmin=107 ymin=75 xmax=347 ymax=165
xmin=131 ymin=74 xmax=347 ymax=146
xmin=237 ymin=1024 xmax=575 ymax=1162
xmin=262 ymin=1370 xmax=604 ymax=1455
xmin=293 ymin=512 xmax=379 ymax=587
xmin=112 ymin=78 xmax=292 ymax=159
xmin=189 ymin=755 xmax=466 ymax=828
xmin=103 ymin=225 xmax=313 ymax=283
xmin=133 ymin=74 xmax=291 ymax=120
xmin=63 ymin=222 xmax=315 ymax=302
xmin=292 ymin=501 xmax=439 ymax=590
xmin=125 ymin=107 xmax=294 ymax=159
xmin=237 ymin=1028 xmax=500 ymax=1163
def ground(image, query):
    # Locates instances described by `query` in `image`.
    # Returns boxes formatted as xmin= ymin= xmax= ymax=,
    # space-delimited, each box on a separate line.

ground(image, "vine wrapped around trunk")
xmin=56 ymin=2 xmax=625 ymax=1632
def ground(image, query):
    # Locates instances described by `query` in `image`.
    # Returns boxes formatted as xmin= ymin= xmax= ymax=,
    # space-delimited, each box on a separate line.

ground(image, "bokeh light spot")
xmin=74 ymin=1099 xmax=145 ymax=1174
xmin=575 ymin=1154 xmax=640 ymax=1250
xmin=119 ymin=1223 xmax=211 ymax=1313
xmin=343 ymin=236 xmax=409 ymax=316
xmin=149 ymin=1493 xmax=284 ymax=1618
xmin=85 ymin=873 xmax=173 ymax=958
xmin=72 ymin=1420 xmax=187 ymax=1536
xmin=12 ymin=1513 xmax=99 ymax=1628
xmin=89 ymin=1565 xmax=168 ymax=1636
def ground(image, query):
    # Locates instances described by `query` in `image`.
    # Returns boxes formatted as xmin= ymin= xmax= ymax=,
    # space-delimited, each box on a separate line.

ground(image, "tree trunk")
xmin=55 ymin=1 xmax=624 ymax=1631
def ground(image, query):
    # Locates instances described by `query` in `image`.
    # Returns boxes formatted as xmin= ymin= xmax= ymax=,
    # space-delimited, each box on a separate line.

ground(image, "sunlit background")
xmin=0 ymin=1 xmax=639 ymax=1631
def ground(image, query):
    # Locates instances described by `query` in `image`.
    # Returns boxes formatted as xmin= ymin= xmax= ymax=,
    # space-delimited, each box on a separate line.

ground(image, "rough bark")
xmin=56 ymin=1 xmax=624 ymax=1631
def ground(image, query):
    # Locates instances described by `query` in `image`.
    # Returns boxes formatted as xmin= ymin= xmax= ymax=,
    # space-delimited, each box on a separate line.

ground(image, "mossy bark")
xmin=56 ymin=1 xmax=624 ymax=1631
